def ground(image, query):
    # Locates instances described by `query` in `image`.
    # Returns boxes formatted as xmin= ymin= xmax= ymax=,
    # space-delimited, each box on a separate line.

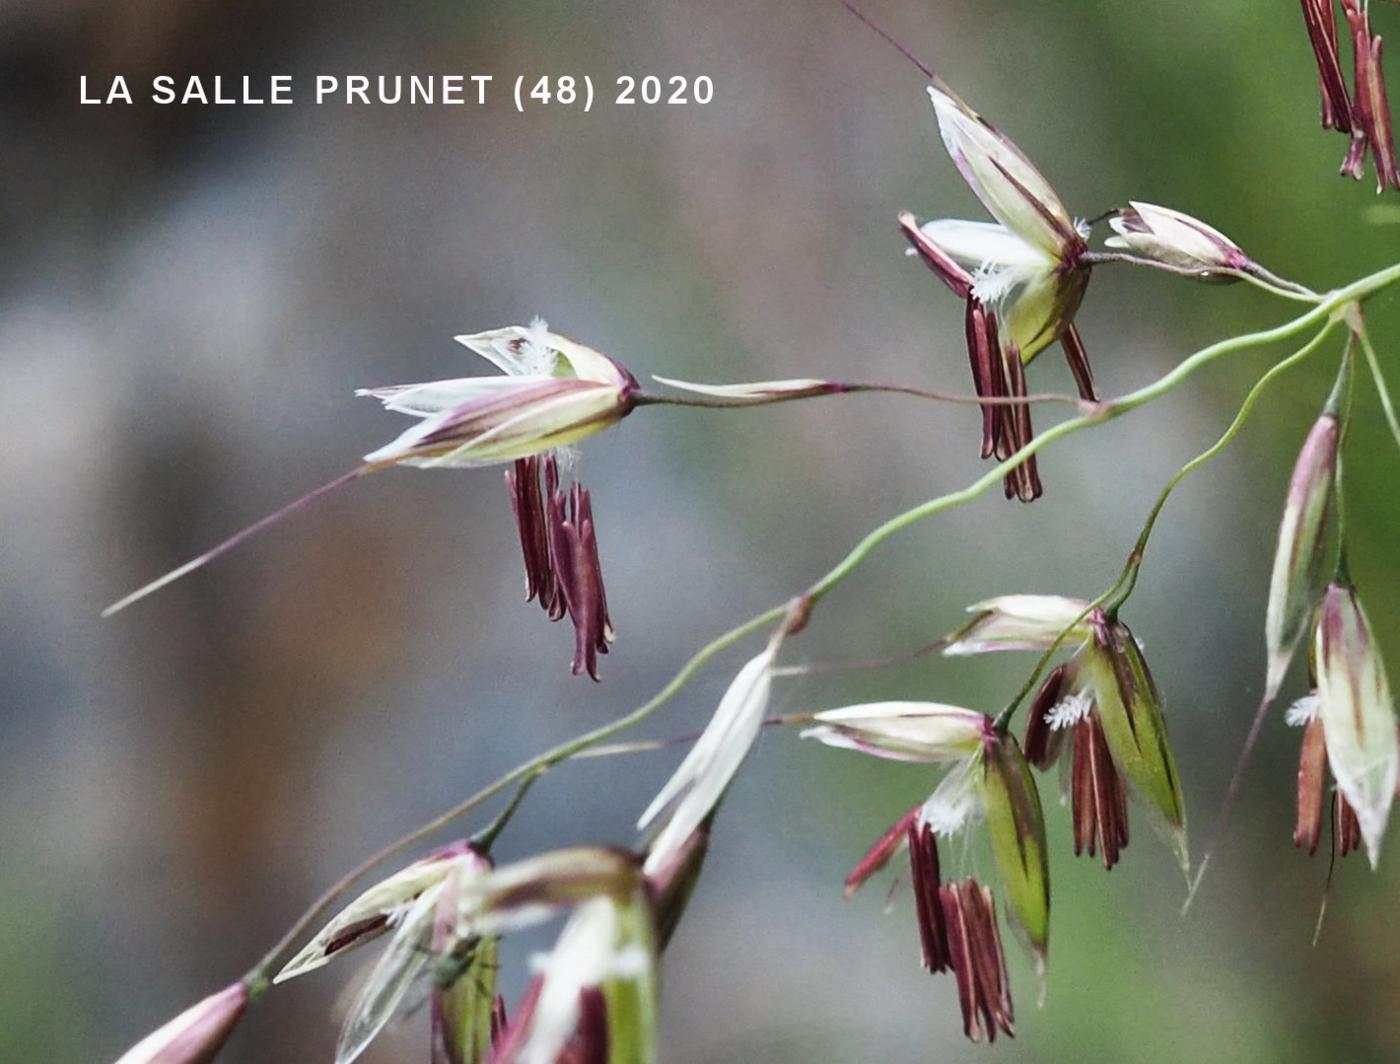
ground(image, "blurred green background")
xmin=3 ymin=1 xmax=1399 ymax=1060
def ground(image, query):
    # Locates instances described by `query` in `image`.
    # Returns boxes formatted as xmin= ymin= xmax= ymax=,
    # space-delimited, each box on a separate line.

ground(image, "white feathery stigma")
xmin=1286 ymin=692 xmax=1322 ymax=727
xmin=1046 ymin=692 xmax=1094 ymax=731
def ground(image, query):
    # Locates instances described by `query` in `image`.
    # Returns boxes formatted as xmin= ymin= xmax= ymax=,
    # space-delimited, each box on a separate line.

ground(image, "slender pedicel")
xmin=1182 ymin=338 xmax=1353 ymax=908
xmin=639 ymin=377 xmax=1086 ymax=410
xmin=104 ymin=321 xmax=639 ymax=620
xmin=1314 ymin=581 xmax=1399 ymax=867
xmin=216 ymin=265 xmax=1400 ymax=1043
xmin=101 ymin=467 xmax=369 ymax=618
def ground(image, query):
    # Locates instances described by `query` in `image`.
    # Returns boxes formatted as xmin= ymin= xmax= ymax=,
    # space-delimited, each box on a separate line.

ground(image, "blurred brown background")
xmin=3 ymin=1 xmax=1400 ymax=1061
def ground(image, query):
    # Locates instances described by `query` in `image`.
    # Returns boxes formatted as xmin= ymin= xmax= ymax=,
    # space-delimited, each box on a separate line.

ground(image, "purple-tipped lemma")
xmin=1293 ymin=711 xmax=1366 ymax=858
xmin=1264 ymin=405 xmax=1341 ymax=698
xmin=1310 ymin=582 xmax=1398 ymax=866
xmin=113 ymin=983 xmax=248 ymax=1064
xmin=362 ymin=319 xmax=638 ymax=680
xmin=274 ymin=841 xmax=492 ymax=984
xmin=1302 ymin=0 xmax=1356 ymax=131
xmin=1301 ymin=0 xmax=1399 ymax=190
xmin=806 ymin=706 xmax=1047 ymax=1042
xmin=945 ymin=594 xmax=1189 ymax=873
xmin=274 ymin=841 xmax=498 ymax=1064
xmin=276 ymin=844 xmax=665 ymax=1064
xmin=1105 ymin=202 xmax=1254 ymax=278
xmin=903 ymin=86 xmax=1098 ymax=501
xmin=360 ymin=320 xmax=639 ymax=468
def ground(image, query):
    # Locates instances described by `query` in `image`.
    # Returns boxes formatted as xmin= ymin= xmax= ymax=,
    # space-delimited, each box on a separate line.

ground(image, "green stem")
xmin=471 ymin=771 xmax=543 ymax=851
xmin=240 ymin=255 xmax=1400 ymax=996
xmin=1334 ymin=334 xmax=1359 ymax=584
xmin=769 ymin=634 xmax=951 ymax=678
xmin=1240 ymin=262 xmax=1322 ymax=301
xmin=801 ymin=264 xmax=1400 ymax=609
xmin=1353 ymin=317 xmax=1400 ymax=454
xmin=1079 ymin=251 xmax=1321 ymax=303
xmin=242 ymin=600 xmax=787 ymax=993
xmin=991 ymin=321 xmax=1340 ymax=732
xmin=992 ymin=597 xmax=1109 ymax=733
xmin=576 ymin=714 xmax=811 ymax=760
xmin=1105 ymin=321 xmax=1341 ymax=611
xmin=1182 ymin=336 xmax=1358 ymax=912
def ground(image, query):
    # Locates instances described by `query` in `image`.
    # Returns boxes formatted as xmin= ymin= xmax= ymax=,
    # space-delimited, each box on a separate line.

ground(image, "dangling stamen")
xmin=505 ymin=453 xmax=617 ymax=679
xmin=901 ymin=212 xmax=1010 ymax=463
xmin=1294 ymin=716 xmax=1329 ymax=855
xmin=937 ymin=879 xmax=1014 ymax=1043
xmin=573 ymin=487 xmax=615 ymax=658
xmin=1300 ymin=0 xmax=1354 ymax=132
xmin=569 ymin=987 xmax=610 ymax=1064
xmin=505 ymin=456 xmax=559 ymax=614
xmin=1059 ymin=323 xmax=1098 ymax=403
xmin=907 ymin=822 xmax=952 ymax=973
xmin=1022 ymin=665 xmax=1067 ymax=770
xmin=1334 ymin=790 xmax=1363 ymax=858
xmin=845 ymin=805 xmax=920 ymax=897
xmin=540 ymin=458 xmax=570 ymax=623
xmin=1000 ymin=344 xmax=1042 ymax=502
xmin=938 ymin=881 xmax=980 ymax=1040
xmin=545 ymin=469 xmax=614 ymax=680
xmin=962 ymin=882 xmax=1014 ymax=1037
xmin=1340 ymin=128 xmax=1369 ymax=180
xmin=1070 ymin=712 xmax=1129 ymax=869
xmin=964 ymin=300 xmax=1008 ymax=460
xmin=1344 ymin=0 xmax=1400 ymax=190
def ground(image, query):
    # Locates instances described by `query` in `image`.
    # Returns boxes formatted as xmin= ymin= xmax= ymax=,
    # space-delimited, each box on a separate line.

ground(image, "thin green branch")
xmin=242 ymin=599 xmax=788 ymax=993
xmin=770 ymin=634 xmax=951 ymax=678
xmin=1106 ymin=321 xmax=1341 ymax=611
xmin=471 ymin=771 xmax=543 ymax=851
xmin=801 ymin=266 xmax=1400 ymax=609
xmin=994 ymin=322 xmax=1339 ymax=733
xmin=1335 ymin=334 xmax=1359 ymax=582
xmin=1184 ymin=341 xmax=1355 ymax=913
xmin=1079 ymin=250 xmax=1322 ymax=303
xmin=576 ymin=714 xmax=813 ymax=760
xmin=239 ymin=256 xmax=1400 ymax=999
xmin=1244 ymin=262 xmax=1322 ymax=301
xmin=1354 ymin=318 xmax=1400 ymax=454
